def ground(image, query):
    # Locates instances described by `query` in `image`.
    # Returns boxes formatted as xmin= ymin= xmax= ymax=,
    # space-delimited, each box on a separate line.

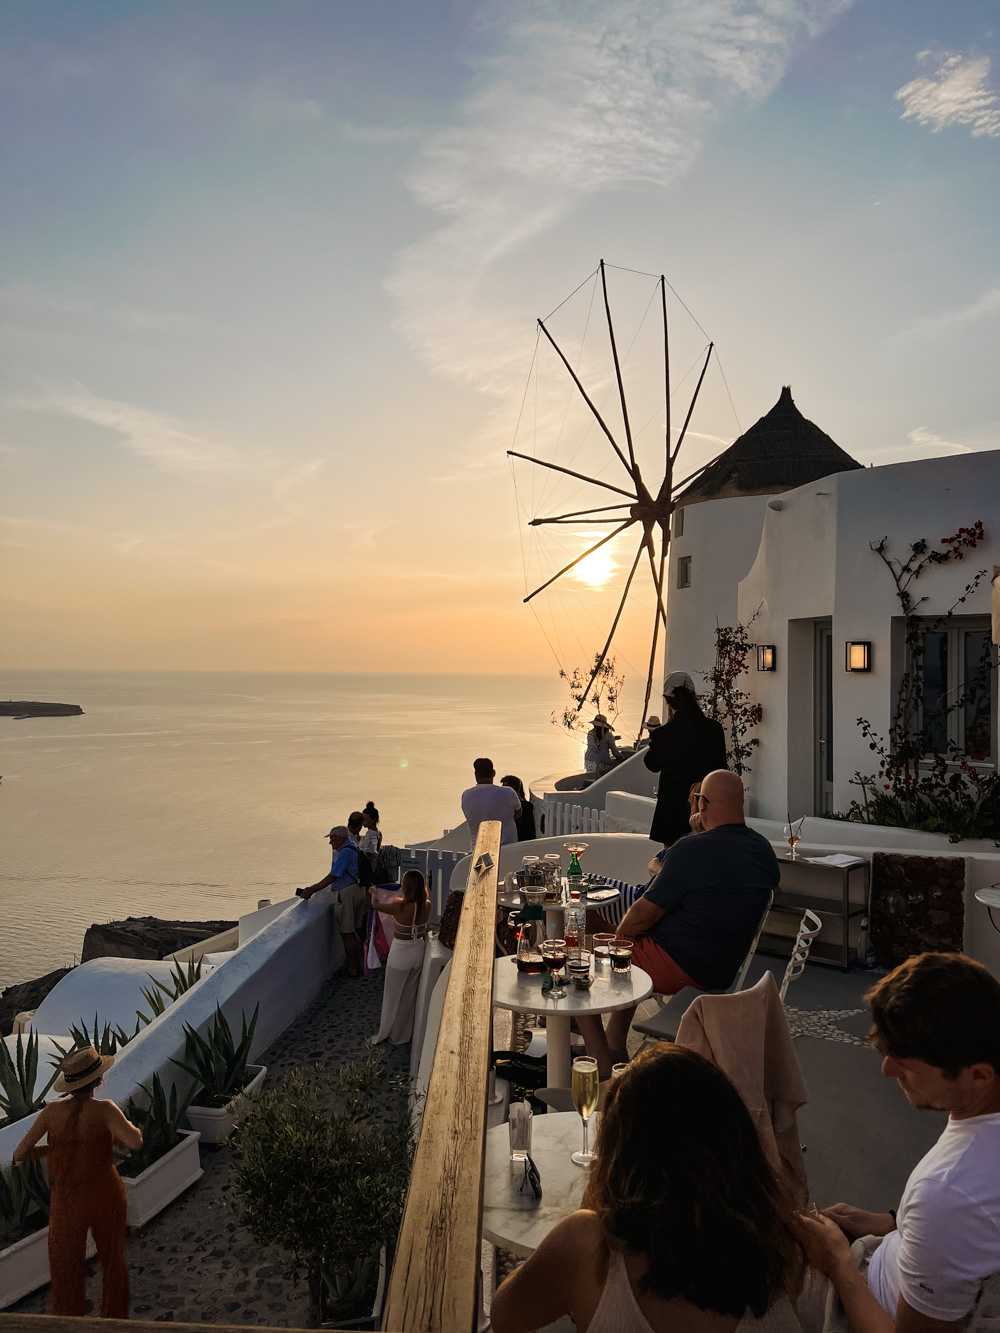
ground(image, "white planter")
xmin=122 ymin=1127 xmax=202 ymax=1229
xmin=321 ymin=1245 xmax=388 ymax=1330
xmin=0 ymin=1225 xmax=95 ymax=1309
xmin=185 ymin=1063 xmax=267 ymax=1144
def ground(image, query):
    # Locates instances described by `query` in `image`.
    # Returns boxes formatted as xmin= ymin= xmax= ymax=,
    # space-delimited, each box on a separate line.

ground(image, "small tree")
xmin=555 ymin=654 xmax=626 ymax=734
xmin=703 ymin=620 xmax=763 ymax=776
xmin=232 ymin=1052 xmax=414 ymax=1326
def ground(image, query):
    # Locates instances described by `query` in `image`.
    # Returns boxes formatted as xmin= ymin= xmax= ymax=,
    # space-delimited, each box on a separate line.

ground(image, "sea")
xmin=0 ymin=670 xmax=582 ymax=990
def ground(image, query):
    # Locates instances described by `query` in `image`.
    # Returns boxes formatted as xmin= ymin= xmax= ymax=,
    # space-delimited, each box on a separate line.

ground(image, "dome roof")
xmin=676 ymin=386 xmax=862 ymax=506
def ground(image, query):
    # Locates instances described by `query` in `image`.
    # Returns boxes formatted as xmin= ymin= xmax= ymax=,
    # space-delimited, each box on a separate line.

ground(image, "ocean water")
xmin=0 ymin=670 xmax=581 ymax=989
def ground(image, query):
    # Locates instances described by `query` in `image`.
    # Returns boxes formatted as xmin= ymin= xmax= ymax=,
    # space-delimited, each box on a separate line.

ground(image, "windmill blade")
xmin=572 ymin=535 xmax=647 ymax=716
xmin=671 ymin=448 xmax=726 ymax=495
xmin=600 ymin=259 xmax=637 ymax=472
xmin=639 ymin=541 xmax=668 ymax=732
xmin=669 ymin=342 xmax=713 ymax=466
xmin=529 ymin=502 xmax=634 ymax=526
xmin=523 ymin=519 xmax=634 ymax=604
xmin=507 ymin=451 xmax=635 ymax=499
xmin=537 ymin=317 xmax=635 ymax=481
xmin=661 ymin=276 xmax=671 ymax=481
xmin=642 ymin=528 xmax=669 ymax=633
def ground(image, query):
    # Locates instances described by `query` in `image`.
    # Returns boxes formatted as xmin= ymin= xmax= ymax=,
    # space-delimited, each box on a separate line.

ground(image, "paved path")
xmin=13 ymin=967 xmax=408 ymax=1326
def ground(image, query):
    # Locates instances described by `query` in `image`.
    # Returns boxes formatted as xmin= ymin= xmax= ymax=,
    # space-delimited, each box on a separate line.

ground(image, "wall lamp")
xmin=845 ymin=641 xmax=872 ymax=672
xmin=756 ymin=645 xmax=776 ymax=672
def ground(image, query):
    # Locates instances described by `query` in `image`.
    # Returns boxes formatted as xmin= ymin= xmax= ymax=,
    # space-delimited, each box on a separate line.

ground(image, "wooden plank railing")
xmin=0 ymin=823 xmax=501 ymax=1333
xmin=382 ymin=820 xmax=500 ymax=1333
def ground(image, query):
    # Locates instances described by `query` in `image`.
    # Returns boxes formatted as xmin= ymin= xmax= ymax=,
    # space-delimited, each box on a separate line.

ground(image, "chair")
xmin=777 ymin=908 xmax=823 ymax=1003
xmin=632 ymin=893 xmax=773 ymax=1045
xmin=969 ymin=1272 xmax=1000 ymax=1333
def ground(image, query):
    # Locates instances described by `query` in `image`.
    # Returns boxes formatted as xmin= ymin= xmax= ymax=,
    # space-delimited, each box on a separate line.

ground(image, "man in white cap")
xmin=297 ymin=825 xmax=368 ymax=977
xmin=636 ymin=715 xmax=662 ymax=750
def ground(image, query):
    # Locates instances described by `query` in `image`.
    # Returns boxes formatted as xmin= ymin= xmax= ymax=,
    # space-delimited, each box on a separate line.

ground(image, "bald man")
xmin=577 ymin=770 xmax=779 ymax=1074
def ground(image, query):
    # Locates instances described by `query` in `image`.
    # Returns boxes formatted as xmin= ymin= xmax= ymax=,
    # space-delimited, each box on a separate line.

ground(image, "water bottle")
xmin=858 ymin=917 xmax=876 ymax=969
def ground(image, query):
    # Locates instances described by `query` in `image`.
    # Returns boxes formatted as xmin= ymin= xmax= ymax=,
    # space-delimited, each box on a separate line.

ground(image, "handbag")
xmin=438 ymin=889 xmax=464 ymax=951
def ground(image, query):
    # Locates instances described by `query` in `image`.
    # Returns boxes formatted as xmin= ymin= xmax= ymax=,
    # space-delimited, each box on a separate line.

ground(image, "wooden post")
xmin=382 ymin=821 xmax=501 ymax=1333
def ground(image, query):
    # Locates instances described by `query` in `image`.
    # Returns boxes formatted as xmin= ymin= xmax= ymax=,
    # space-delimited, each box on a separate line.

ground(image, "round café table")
xmin=492 ymin=954 xmax=652 ymax=1089
xmin=483 ymin=1112 xmax=591 ymax=1258
xmin=497 ymin=886 xmax=621 ymax=938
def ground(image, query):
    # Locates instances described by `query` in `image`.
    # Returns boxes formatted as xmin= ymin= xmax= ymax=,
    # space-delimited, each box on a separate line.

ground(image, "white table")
xmin=483 ymin=1112 xmax=590 ymax=1258
xmin=497 ymin=887 xmax=621 ymax=937
xmin=492 ymin=955 xmax=652 ymax=1088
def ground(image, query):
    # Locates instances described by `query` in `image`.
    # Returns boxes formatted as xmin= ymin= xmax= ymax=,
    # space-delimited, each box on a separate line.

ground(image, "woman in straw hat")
xmin=14 ymin=1044 xmax=142 ymax=1317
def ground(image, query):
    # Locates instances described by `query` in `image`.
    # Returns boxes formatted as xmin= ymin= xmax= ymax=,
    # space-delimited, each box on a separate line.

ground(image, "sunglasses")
xmin=518 ymin=1153 xmax=542 ymax=1200
xmin=697 ymin=793 xmax=710 ymax=806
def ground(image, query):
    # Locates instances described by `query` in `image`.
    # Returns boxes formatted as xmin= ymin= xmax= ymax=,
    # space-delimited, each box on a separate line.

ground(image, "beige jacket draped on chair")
xmin=676 ymin=970 xmax=809 ymax=1205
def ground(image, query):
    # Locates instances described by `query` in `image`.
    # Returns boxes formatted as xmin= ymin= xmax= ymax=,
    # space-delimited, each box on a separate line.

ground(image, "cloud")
xmin=892 ymin=287 xmax=1000 ymax=340
xmin=867 ymin=426 xmax=973 ymax=462
xmin=14 ymin=386 xmax=266 ymax=478
xmin=387 ymin=0 xmax=854 ymax=399
xmin=895 ymin=54 xmax=1000 ymax=139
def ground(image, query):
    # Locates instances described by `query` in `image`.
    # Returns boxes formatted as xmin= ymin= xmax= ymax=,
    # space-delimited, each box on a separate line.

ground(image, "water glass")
xmin=611 ymin=1063 xmax=629 ymax=1079
xmin=509 ymin=1101 xmax=532 ymax=1162
xmin=593 ymin=933 xmax=615 ymax=964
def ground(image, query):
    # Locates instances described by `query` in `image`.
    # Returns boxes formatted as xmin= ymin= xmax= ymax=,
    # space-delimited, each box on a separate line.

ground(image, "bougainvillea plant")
xmin=703 ymin=619 xmax=763 ymax=777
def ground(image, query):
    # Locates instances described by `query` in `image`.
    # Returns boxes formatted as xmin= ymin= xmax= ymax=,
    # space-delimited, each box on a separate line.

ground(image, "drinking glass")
xmin=542 ymin=939 xmax=567 ymax=999
xmin=782 ymin=817 xmax=805 ymax=861
xmin=571 ymin=1056 xmax=599 ymax=1166
xmin=609 ymin=940 xmax=634 ymax=974
xmin=593 ymin=933 xmax=616 ymax=965
xmin=611 ymin=1063 xmax=629 ymax=1079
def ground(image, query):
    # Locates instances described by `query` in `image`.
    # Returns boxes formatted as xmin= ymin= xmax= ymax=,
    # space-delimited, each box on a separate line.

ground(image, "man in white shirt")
xmin=799 ymin=952 xmax=1000 ymax=1333
xmin=461 ymin=757 xmax=521 ymax=849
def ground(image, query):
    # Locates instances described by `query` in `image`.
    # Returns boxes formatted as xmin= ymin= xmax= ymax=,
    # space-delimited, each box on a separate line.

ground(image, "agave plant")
xmin=0 ymin=1158 xmax=50 ymax=1249
xmin=171 ymin=1003 xmax=260 ymax=1109
xmin=118 ymin=1073 xmax=190 ymax=1178
xmin=135 ymin=958 xmax=204 ymax=1029
xmin=52 ymin=1014 xmax=136 ymax=1065
xmin=0 ymin=1032 xmax=59 ymax=1128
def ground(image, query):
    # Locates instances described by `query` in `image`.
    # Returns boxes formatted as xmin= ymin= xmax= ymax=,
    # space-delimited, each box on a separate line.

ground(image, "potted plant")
xmin=0 ymin=1032 xmax=59 ymax=1128
xmin=119 ymin=1074 xmax=202 ymax=1228
xmin=231 ymin=1052 xmax=414 ymax=1328
xmin=0 ymin=1159 xmax=52 ymax=1308
xmin=171 ymin=1003 xmax=263 ymax=1143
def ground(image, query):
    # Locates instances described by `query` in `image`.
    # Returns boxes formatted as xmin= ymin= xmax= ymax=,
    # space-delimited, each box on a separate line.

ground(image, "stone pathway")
xmin=12 ymin=967 xmax=409 ymax=1326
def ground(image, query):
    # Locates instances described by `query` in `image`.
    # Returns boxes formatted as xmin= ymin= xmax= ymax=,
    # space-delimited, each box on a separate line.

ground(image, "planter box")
xmin=321 ymin=1245 xmax=388 ymax=1331
xmin=122 ymin=1128 xmax=202 ymax=1229
xmin=0 ymin=1225 xmax=95 ymax=1309
xmin=185 ymin=1063 xmax=267 ymax=1144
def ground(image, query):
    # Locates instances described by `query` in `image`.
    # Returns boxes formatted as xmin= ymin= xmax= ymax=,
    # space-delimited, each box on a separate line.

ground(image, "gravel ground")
xmin=11 ymin=966 xmax=409 ymax=1326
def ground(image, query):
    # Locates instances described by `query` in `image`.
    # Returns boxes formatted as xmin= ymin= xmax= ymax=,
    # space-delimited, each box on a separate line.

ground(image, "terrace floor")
xmin=11 ymin=954 xmax=943 ymax=1325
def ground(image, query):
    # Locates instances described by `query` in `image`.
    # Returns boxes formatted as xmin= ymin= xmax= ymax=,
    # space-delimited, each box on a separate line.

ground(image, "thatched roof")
xmin=676 ymin=386 xmax=862 ymax=506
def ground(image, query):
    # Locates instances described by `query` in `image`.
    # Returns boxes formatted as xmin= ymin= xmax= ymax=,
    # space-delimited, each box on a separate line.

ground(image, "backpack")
xmin=353 ymin=843 xmax=375 ymax=889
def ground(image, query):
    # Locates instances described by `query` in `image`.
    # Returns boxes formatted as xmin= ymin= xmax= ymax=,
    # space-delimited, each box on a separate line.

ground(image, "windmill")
xmin=508 ymin=260 xmax=726 ymax=733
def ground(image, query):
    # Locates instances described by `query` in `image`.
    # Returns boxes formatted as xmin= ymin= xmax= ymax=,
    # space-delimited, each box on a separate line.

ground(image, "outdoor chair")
xmin=969 ymin=1271 xmax=1000 ymax=1333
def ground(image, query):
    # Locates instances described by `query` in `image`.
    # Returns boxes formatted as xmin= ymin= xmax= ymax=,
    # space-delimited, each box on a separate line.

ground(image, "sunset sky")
xmin=2 ymin=0 xmax=998 ymax=678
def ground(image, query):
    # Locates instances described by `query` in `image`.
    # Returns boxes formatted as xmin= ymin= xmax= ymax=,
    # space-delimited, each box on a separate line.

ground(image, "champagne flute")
xmin=571 ymin=1056 xmax=599 ymax=1166
xmin=782 ymin=816 xmax=805 ymax=861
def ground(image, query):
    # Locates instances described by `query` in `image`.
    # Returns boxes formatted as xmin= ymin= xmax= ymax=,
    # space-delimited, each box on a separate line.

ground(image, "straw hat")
xmin=645 ymin=715 xmax=662 ymax=730
xmin=54 ymin=1045 xmax=115 ymax=1095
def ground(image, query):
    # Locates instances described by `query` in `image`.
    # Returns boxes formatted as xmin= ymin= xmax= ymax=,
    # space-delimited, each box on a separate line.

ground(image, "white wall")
xmin=665 ymin=494 xmax=772 ymax=682
xmin=738 ymin=450 xmax=1000 ymax=820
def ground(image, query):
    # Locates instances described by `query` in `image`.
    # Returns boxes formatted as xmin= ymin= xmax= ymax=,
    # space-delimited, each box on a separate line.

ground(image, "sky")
xmin=1 ymin=0 xmax=998 ymax=686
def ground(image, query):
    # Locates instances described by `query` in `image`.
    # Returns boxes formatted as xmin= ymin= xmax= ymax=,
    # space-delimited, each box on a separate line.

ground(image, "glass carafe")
xmin=515 ymin=888 xmax=546 ymax=975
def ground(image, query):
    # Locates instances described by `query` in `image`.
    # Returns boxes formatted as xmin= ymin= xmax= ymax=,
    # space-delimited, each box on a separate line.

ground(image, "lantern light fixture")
xmin=845 ymin=641 xmax=872 ymax=672
xmin=756 ymin=645 xmax=776 ymax=672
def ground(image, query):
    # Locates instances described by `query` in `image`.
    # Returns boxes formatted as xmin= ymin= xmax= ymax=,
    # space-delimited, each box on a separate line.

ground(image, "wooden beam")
xmin=0 ymin=1321 xmax=346 ymax=1333
xmin=382 ymin=822 xmax=500 ymax=1333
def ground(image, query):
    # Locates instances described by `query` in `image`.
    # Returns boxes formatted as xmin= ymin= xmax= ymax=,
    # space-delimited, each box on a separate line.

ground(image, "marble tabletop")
xmin=974 ymin=886 xmax=1000 ymax=909
xmin=492 ymin=954 xmax=652 ymax=1019
xmin=483 ymin=1111 xmax=593 ymax=1257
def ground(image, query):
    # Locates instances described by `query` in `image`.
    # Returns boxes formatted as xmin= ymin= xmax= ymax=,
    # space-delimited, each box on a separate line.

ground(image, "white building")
xmin=665 ymin=387 xmax=999 ymax=822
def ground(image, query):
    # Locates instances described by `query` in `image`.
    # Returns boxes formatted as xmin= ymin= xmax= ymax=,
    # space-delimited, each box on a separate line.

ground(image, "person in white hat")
xmin=636 ymin=714 xmax=662 ymax=750
xmin=14 ymin=1045 xmax=142 ymax=1317
xmin=585 ymin=713 xmax=624 ymax=779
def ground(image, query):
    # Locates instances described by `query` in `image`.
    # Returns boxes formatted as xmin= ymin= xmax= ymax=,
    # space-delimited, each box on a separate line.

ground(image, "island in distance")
xmin=1 ymin=700 xmax=84 ymax=719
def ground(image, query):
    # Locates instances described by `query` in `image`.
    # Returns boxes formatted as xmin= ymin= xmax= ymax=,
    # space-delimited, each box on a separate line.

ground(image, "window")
xmin=674 ymin=507 xmax=685 ymax=537
xmin=918 ymin=619 xmax=997 ymax=762
xmin=677 ymin=556 xmax=692 ymax=589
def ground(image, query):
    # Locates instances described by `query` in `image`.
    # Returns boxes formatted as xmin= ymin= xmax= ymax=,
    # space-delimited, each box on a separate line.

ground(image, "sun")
xmin=573 ymin=547 xmax=617 ymax=589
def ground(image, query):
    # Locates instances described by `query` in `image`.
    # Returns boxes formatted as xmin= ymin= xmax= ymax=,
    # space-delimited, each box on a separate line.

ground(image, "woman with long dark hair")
xmin=645 ymin=674 xmax=727 ymax=846
xmin=491 ymin=1044 xmax=803 ymax=1333
xmin=13 ymin=1046 xmax=143 ymax=1318
xmin=359 ymin=800 xmax=383 ymax=867
xmin=371 ymin=868 xmax=431 ymax=1045
xmin=501 ymin=775 xmax=536 ymax=842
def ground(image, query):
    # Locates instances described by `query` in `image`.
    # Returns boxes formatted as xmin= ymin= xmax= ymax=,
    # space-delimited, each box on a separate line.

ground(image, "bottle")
xmin=515 ymin=889 xmax=546 ymax=974
xmin=567 ymin=850 xmax=583 ymax=894
xmin=564 ymin=900 xmax=586 ymax=960
xmin=858 ymin=917 xmax=876 ymax=969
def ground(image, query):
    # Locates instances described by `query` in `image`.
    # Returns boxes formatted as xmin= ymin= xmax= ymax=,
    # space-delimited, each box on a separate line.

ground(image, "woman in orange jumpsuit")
xmin=14 ymin=1044 xmax=143 ymax=1318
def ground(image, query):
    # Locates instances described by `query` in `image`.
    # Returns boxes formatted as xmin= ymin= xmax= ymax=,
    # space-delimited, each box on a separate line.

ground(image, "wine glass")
xmin=571 ymin=1056 xmax=599 ymax=1166
xmin=782 ymin=817 xmax=805 ymax=861
xmin=542 ymin=938 xmax=567 ymax=999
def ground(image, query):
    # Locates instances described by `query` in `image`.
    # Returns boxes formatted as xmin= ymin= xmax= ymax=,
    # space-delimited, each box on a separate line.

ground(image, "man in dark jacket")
xmin=644 ymin=671 xmax=727 ymax=845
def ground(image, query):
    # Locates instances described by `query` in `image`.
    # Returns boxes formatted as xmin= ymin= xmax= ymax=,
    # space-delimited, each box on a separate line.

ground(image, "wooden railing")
xmin=0 ymin=824 xmax=501 ymax=1333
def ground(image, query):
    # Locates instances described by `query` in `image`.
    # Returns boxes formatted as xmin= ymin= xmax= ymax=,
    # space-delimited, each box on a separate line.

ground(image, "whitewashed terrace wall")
xmin=0 ymin=894 xmax=344 ymax=1166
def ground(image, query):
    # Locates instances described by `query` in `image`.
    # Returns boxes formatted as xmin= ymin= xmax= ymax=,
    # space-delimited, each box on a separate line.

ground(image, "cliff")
xmin=0 ymin=701 xmax=84 ymax=718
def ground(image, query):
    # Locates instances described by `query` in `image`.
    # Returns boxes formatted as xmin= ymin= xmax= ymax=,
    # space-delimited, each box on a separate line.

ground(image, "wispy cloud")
xmin=387 ymin=0 xmax=854 ymax=399
xmin=867 ymin=426 xmax=973 ymax=462
xmin=893 ymin=286 xmax=1000 ymax=340
xmin=895 ymin=54 xmax=1000 ymax=139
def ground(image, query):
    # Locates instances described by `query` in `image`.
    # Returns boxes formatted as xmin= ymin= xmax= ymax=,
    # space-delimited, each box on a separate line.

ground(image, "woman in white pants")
xmin=371 ymin=870 xmax=431 ymax=1045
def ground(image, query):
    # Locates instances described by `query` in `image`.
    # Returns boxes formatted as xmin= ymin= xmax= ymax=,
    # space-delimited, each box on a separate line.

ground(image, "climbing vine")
xmin=703 ymin=617 xmax=762 ymax=777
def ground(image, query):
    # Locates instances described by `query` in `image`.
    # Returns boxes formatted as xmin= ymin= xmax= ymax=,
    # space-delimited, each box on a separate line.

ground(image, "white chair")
xmin=778 ymin=908 xmax=823 ymax=1003
xmin=969 ymin=1272 xmax=1000 ymax=1333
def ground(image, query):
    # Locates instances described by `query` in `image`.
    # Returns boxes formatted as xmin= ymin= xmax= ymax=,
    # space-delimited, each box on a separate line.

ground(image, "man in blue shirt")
xmin=577 ymin=770 xmax=778 ymax=1075
xmin=297 ymin=825 xmax=368 ymax=977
